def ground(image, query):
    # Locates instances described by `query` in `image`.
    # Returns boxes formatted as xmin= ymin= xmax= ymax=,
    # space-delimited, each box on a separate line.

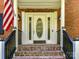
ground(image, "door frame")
xmin=22 ymin=12 xmax=57 ymax=44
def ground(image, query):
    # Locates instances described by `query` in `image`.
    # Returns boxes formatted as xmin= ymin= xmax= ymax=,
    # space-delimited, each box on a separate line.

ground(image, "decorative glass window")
xmin=36 ymin=18 xmax=43 ymax=38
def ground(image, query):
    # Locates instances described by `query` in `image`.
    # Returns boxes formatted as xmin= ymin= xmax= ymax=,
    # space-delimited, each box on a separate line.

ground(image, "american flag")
xmin=3 ymin=0 xmax=14 ymax=31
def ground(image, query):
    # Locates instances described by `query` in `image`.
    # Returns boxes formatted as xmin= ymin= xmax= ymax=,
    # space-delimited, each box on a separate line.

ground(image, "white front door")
xmin=33 ymin=15 xmax=46 ymax=41
xmin=22 ymin=12 xmax=57 ymax=44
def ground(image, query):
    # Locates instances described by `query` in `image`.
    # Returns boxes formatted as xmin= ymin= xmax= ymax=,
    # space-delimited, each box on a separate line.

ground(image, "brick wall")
xmin=0 ymin=0 xmax=4 ymax=13
xmin=65 ymin=0 xmax=79 ymax=39
xmin=18 ymin=18 xmax=22 ymax=31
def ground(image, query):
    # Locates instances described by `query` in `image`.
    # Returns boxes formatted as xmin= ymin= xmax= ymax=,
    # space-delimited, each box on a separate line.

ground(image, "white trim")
xmin=73 ymin=41 xmax=79 ymax=59
xmin=60 ymin=0 xmax=65 ymax=50
xmin=13 ymin=0 xmax=18 ymax=50
xmin=73 ymin=41 xmax=75 ymax=59
xmin=18 ymin=0 xmax=60 ymax=9
xmin=22 ymin=12 xmax=25 ymax=32
xmin=0 ymin=41 xmax=5 ymax=59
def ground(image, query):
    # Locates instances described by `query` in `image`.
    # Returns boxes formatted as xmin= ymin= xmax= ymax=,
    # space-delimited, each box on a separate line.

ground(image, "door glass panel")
xmin=48 ymin=17 xmax=50 ymax=40
xmin=29 ymin=17 xmax=31 ymax=40
xmin=36 ymin=18 xmax=43 ymax=38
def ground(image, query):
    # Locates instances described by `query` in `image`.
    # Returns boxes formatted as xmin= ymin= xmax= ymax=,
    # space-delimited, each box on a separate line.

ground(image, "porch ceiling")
xmin=18 ymin=0 xmax=61 ymax=9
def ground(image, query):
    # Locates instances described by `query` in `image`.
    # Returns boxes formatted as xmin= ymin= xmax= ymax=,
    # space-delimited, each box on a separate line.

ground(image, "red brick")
xmin=0 ymin=0 xmax=4 ymax=13
xmin=65 ymin=0 xmax=79 ymax=39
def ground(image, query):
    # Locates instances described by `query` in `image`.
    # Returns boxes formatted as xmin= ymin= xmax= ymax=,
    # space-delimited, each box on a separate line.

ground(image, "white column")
xmin=74 ymin=41 xmax=79 ymax=59
xmin=13 ymin=0 xmax=18 ymax=50
xmin=60 ymin=0 xmax=65 ymax=50
xmin=0 ymin=41 xmax=5 ymax=59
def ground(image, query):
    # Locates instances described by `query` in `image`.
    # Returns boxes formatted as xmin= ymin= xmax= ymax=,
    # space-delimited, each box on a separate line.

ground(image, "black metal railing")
xmin=5 ymin=30 xmax=16 ymax=59
xmin=63 ymin=30 xmax=73 ymax=59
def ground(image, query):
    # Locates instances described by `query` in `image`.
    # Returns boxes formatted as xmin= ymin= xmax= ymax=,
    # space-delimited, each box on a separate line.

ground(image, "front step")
xmin=14 ymin=56 xmax=65 ymax=59
xmin=15 ymin=51 xmax=64 ymax=56
xmin=17 ymin=44 xmax=61 ymax=51
xmin=13 ymin=44 xmax=65 ymax=59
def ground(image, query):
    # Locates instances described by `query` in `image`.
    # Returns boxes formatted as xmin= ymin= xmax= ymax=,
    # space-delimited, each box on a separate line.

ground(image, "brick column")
xmin=0 ymin=0 xmax=4 ymax=13
xmin=65 ymin=0 xmax=79 ymax=39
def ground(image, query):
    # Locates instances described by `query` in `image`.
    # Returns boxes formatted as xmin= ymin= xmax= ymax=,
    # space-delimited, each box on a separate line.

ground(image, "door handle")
xmin=52 ymin=30 xmax=53 ymax=32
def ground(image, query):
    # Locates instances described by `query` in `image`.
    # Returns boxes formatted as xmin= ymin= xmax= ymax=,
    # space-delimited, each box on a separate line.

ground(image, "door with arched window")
xmin=22 ymin=12 xmax=57 ymax=44
xmin=33 ymin=15 xmax=46 ymax=41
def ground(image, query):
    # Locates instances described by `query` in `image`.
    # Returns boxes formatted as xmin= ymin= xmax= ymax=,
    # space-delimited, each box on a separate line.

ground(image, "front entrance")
xmin=22 ymin=12 xmax=57 ymax=44
xmin=33 ymin=15 xmax=46 ymax=41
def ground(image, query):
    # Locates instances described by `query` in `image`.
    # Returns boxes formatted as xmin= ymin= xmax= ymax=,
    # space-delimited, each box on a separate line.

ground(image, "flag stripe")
xmin=3 ymin=0 xmax=14 ymax=31
xmin=6 ymin=17 xmax=13 ymax=31
xmin=3 ymin=2 xmax=11 ymax=19
xmin=3 ymin=0 xmax=10 ymax=17
xmin=3 ymin=9 xmax=12 ymax=27
xmin=3 ymin=14 xmax=13 ymax=30
xmin=3 ymin=6 xmax=12 ymax=24
xmin=4 ymin=0 xmax=8 ymax=8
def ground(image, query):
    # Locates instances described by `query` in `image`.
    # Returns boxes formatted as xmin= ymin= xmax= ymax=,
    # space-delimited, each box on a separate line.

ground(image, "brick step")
xmin=15 ymin=51 xmax=64 ymax=56
xmin=13 ymin=44 xmax=65 ymax=59
xmin=13 ymin=56 xmax=65 ymax=59
xmin=18 ymin=44 xmax=61 ymax=51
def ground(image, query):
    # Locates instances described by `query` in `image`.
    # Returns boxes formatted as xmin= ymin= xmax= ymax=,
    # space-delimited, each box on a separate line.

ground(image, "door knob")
xmin=52 ymin=30 xmax=53 ymax=32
